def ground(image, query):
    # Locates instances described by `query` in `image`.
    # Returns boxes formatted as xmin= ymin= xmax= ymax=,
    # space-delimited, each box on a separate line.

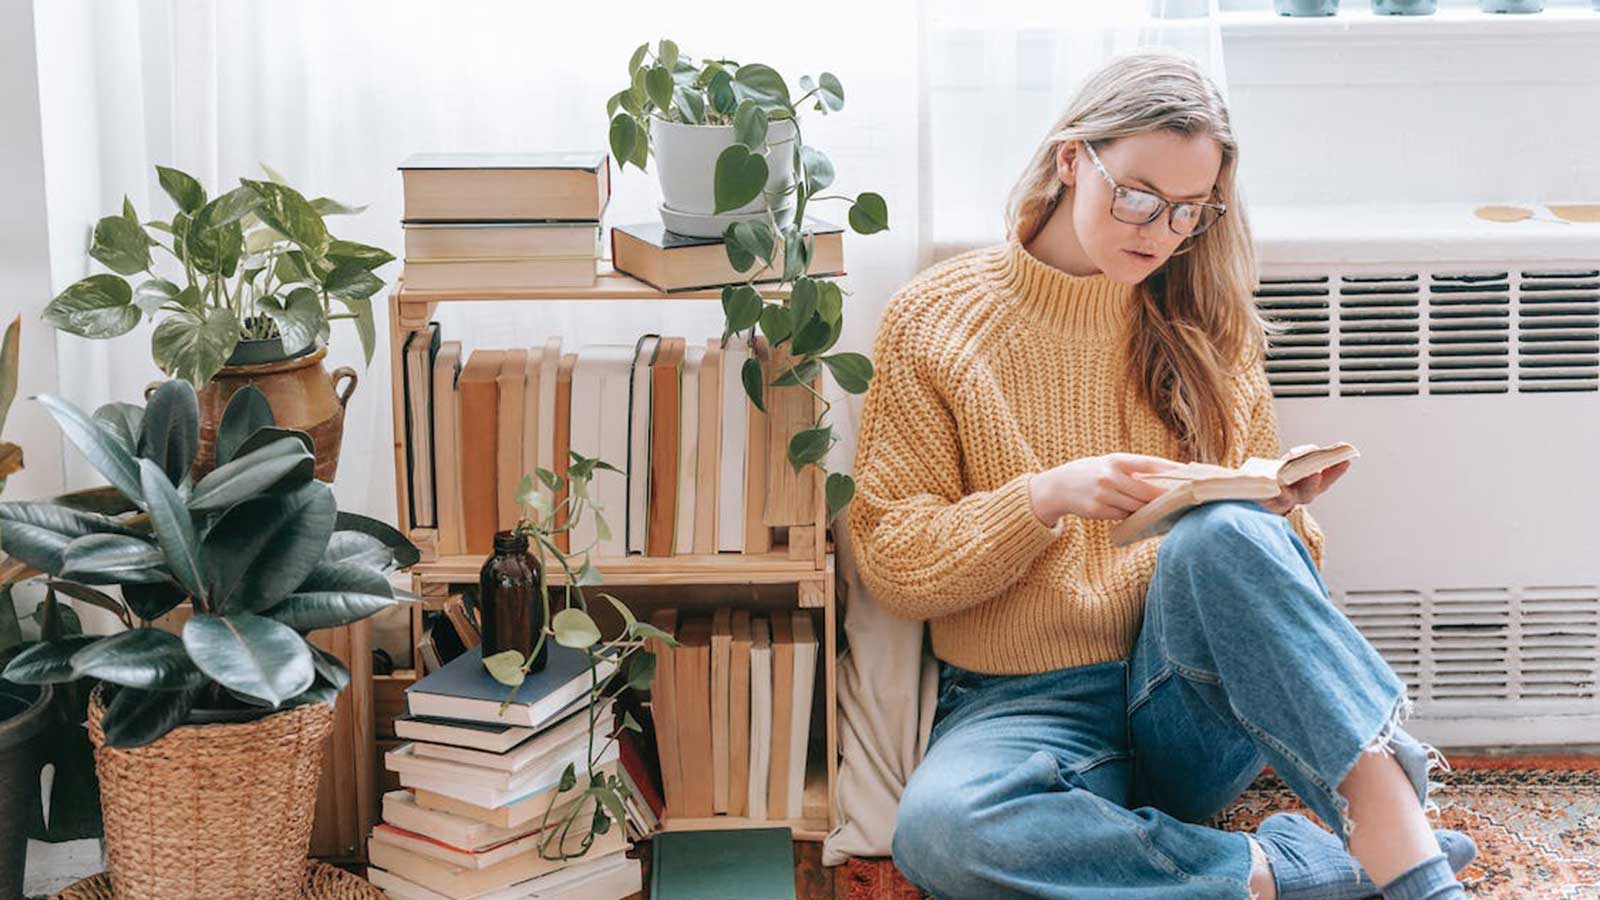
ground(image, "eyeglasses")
xmin=1081 ymin=140 xmax=1227 ymax=239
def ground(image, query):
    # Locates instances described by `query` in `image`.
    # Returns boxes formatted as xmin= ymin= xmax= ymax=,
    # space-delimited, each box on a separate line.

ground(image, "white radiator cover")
xmin=1254 ymin=204 xmax=1600 ymax=747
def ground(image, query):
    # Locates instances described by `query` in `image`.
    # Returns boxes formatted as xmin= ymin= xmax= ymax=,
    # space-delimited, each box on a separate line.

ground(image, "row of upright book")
xmin=646 ymin=608 xmax=820 ymax=823
xmin=396 ymin=151 xmax=845 ymax=293
xmin=401 ymin=330 xmax=820 ymax=558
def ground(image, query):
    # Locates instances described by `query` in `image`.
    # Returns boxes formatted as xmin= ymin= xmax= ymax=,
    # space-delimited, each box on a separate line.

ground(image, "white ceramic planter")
xmin=651 ymin=114 xmax=798 ymax=237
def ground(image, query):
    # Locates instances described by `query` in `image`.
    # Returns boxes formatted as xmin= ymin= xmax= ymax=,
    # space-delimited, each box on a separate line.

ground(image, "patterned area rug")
xmin=845 ymin=754 xmax=1600 ymax=899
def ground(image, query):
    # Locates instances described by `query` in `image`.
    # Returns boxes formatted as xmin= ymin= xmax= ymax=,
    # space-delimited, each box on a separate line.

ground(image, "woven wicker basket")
xmin=86 ymin=684 xmax=336 ymax=899
xmin=50 ymin=861 xmax=384 ymax=899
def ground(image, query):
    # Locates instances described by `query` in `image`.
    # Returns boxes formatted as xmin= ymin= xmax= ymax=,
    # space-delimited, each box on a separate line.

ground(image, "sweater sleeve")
xmin=1240 ymin=364 xmax=1327 ymax=571
xmin=845 ymin=295 xmax=1066 ymax=621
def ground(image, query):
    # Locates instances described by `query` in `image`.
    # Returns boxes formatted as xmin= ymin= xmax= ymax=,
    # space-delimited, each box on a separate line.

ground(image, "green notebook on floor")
xmin=650 ymin=827 xmax=796 ymax=900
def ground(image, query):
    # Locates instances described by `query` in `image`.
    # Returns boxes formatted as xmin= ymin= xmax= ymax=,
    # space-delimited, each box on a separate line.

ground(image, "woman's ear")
xmin=1056 ymin=140 xmax=1077 ymax=191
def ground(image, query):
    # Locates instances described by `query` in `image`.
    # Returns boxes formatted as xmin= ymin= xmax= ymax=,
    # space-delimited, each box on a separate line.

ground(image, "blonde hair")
xmin=1005 ymin=48 xmax=1274 ymax=465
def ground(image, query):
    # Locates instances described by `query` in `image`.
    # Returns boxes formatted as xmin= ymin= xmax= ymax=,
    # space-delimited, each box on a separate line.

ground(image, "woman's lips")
xmin=1125 ymin=249 xmax=1155 ymax=261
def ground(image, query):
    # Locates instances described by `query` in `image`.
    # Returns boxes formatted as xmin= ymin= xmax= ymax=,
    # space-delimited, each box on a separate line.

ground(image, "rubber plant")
xmin=479 ymin=459 xmax=672 ymax=861
xmin=42 ymin=164 xmax=392 ymax=387
xmin=607 ymin=40 xmax=890 ymax=517
xmin=0 ymin=379 xmax=417 ymax=747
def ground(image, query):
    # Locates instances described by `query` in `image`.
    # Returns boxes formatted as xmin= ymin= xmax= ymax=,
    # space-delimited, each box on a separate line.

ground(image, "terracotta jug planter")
xmin=192 ymin=341 xmax=357 ymax=482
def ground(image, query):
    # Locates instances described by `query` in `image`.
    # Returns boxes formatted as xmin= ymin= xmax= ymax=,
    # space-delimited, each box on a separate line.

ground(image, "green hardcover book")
xmin=649 ymin=827 xmax=796 ymax=900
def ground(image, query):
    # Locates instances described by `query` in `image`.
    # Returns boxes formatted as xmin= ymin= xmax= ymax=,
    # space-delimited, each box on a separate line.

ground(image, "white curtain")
xmin=29 ymin=0 xmax=1226 ymax=522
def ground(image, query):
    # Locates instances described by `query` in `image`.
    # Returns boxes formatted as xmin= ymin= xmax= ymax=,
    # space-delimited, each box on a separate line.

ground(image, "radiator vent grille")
xmin=1337 ymin=585 xmax=1600 ymax=716
xmin=1255 ymin=266 xmax=1600 ymax=397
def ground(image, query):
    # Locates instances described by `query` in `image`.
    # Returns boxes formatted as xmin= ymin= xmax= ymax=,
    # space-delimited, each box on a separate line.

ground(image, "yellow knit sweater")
xmin=847 ymin=237 xmax=1325 ymax=674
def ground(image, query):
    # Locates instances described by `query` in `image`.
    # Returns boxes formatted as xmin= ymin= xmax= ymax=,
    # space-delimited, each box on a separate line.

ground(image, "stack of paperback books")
xmin=367 ymin=643 xmax=661 ymax=899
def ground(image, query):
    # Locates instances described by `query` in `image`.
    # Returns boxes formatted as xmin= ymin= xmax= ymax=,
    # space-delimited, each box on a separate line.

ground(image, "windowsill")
xmin=1219 ymin=5 xmax=1600 ymax=39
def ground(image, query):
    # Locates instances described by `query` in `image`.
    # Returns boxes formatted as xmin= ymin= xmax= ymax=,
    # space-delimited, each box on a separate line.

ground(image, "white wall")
xmin=0 ymin=0 xmax=63 ymax=502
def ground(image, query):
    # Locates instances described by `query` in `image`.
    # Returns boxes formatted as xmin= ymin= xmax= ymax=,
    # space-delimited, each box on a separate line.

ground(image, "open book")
xmin=1108 ymin=442 xmax=1359 ymax=547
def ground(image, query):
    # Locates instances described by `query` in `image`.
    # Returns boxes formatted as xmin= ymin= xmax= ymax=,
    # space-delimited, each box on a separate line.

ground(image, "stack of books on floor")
xmin=368 ymin=642 xmax=661 ymax=899
xmin=401 ymin=330 xmax=820 ymax=559
xmin=647 ymin=608 xmax=820 ymax=824
xmin=398 ymin=151 xmax=610 ymax=291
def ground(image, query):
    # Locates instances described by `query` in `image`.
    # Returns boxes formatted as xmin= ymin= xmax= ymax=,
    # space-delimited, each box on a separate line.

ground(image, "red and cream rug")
xmin=845 ymin=753 xmax=1600 ymax=899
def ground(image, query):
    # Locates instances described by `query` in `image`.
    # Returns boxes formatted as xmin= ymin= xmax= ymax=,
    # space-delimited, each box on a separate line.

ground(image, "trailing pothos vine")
xmin=480 ymin=453 xmax=672 ymax=861
xmin=607 ymin=39 xmax=890 ymax=519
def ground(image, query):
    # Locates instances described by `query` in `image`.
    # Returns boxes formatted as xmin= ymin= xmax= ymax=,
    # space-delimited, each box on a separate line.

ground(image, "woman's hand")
xmin=1257 ymin=443 xmax=1351 ymax=515
xmin=1029 ymin=452 xmax=1186 ymax=527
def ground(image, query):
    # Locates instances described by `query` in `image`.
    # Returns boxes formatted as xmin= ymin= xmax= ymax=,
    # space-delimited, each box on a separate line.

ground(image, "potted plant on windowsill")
xmin=607 ymin=41 xmax=890 ymax=516
xmin=42 ymin=164 xmax=394 ymax=482
xmin=0 ymin=379 xmax=416 ymax=899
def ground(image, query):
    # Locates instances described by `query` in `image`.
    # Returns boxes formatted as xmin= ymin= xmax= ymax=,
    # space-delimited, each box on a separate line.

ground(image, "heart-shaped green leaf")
xmin=483 ymin=649 xmax=527 ymax=688
xmin=243 ymin=179 xmax=328 ymax=258
xmin=70 ymin=629 xmax=197 ymax=690
xmin=817 ymin=72 xmax=845 ymax=111
xmin=156 ymin=165 xmax=206 ymax=213
xmin=822 ymin=352 xmax=874 ymax=394
xmin=772 ymin=360 xmax=819 ymax=387
xmin=133 ymin=278 xmax=180 ymax=318
xmin=721 ymin=285 xmax=762 ymax=335
xmin=609 ymin=114 xmax=639 ymax=173
xmin=801 ymin=146 xmax=835 ymax=194
xmin=44 ymin=275 xmax=139 ymax=339
xmin=645 ymin=64 xmax=674 ymax=111
xmin=152 ymin=307 xmax=240 ymax=388
xmin=182 ymin=613 xmax=315 ymax=707
xmin=742 ymin=356 xmax=766 ymax=413
xmin=627 ymin=650 xmax=656 ymax=690
xmin=733 ymin=100 xmax=768 ymax=150
xmin=336 ymin=294 xmax=377 ymax=365
xmin=258 ymin=287 xmax=324 ymax=357
xmin=708 ymin=70 xmax=737 ymax=116
xmin=826 ymin=472 xmax=855 ymax=519
xmin=713 ymin=145 xmax=768 ymax=215
xmin=732 ymin=63 xmax=790 ymax=109
xmin=759 ymin=304 xmax=793 ymax=346
xmin=788 ymin=425 xmax=833 ymax=472
xmin=324 ymin=263 xmax=383 ymax=301
xmin=90 ymin=215 xmax=152 ymax=276
xmin=849 ymin=192 xmax=890 ymax=235
xmin=325 ymin=240 xmax=394 ymax=271
xmin=553 ymin=607 xmax=602 ymax=649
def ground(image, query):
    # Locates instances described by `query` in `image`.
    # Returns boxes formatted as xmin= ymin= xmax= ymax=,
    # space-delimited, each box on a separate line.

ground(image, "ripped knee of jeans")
xmin=1339 ymin=691 xmax=1455 ymax=851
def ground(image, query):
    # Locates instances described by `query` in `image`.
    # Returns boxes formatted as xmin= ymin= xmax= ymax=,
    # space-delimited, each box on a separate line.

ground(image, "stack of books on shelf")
xmin=610 ymin=219 xmax=846 ymax=293
xmin=647 ymin=608 xmax=820 ymax=824
xmin=368 ymin=643 xmax=659 ymax=900
xmin=398 ymin=152 xmax=611 ymax=291
xmin=401 ymin=330 xmax=820 ymax=560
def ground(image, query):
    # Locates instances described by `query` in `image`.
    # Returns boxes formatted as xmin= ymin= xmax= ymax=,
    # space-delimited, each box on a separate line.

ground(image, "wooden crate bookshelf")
xmin=382 ymin=262 xmax=840 ymax=844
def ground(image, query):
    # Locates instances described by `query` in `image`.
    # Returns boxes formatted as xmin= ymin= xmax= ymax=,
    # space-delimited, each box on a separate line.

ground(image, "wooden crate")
xmin=380 ymin=265 xmax=843 ymax=847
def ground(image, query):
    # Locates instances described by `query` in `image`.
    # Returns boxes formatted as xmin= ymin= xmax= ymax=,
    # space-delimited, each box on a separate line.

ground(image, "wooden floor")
xmin=623 ymin=839 xmax=847 ymax=900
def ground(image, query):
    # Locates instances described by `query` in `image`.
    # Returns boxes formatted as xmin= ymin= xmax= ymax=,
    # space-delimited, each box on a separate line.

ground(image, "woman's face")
xmin=1058 ymin=130 xmax=1223 ymax=281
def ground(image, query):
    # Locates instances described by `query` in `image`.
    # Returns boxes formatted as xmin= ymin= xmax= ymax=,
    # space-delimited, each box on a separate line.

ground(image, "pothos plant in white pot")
xmin=606 ymin=39 xmax=889 ymax=516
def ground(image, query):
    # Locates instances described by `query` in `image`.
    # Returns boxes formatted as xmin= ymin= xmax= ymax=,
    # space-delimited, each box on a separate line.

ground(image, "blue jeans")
xmin=892 ymin=500 xmax=1448 ymax=899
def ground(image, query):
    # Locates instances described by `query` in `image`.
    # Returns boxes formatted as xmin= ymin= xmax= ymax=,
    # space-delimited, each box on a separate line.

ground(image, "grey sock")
xmin=1381 ymin=851 xmax=1467 ymax=900
xmin=1253 ymin=812 xmax=1476 ymax=900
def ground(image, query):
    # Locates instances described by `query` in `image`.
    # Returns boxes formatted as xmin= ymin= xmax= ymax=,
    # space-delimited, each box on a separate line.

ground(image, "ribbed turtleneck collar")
xmin=993 ymin=237 xmax=1138 ymax=340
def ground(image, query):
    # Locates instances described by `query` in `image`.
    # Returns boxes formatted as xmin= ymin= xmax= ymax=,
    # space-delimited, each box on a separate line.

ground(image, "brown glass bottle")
xmin=478 ymin=530 xmax=547 ymax=672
